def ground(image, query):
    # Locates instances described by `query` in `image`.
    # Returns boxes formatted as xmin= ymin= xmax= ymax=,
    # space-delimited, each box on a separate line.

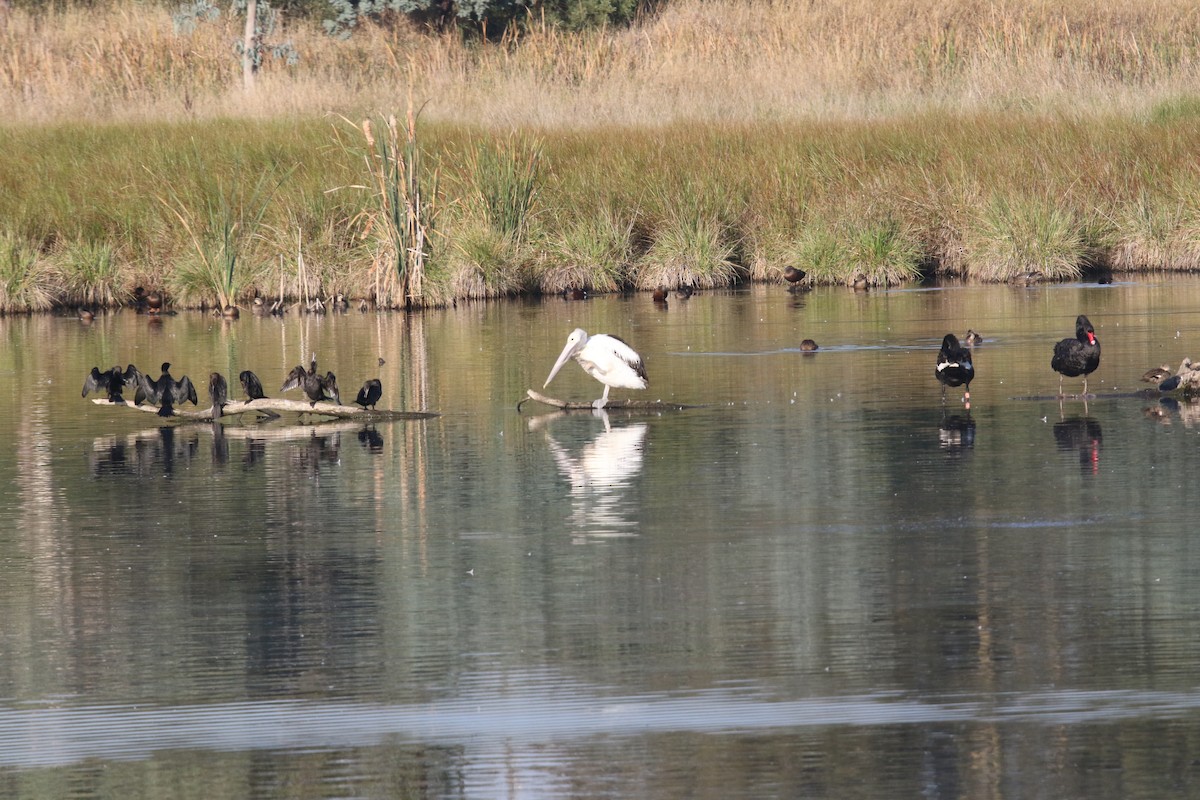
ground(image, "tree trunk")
xmin=242 ymin=0 xmax=258 ymax=92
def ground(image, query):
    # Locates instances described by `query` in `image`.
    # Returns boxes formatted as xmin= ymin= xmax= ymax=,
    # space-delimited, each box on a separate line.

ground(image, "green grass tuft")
xmin=843 ymin=216 xmax=923 ymax=286
xmin=56 ymin=240 xmax=125 ymax=307
xmin=964 ymin=197 xmax=1085 ymax=282
xmin=0 ymin=234 xmax=57 ymax=313
xmin=537 ymin=206 xmax=633 ymax=294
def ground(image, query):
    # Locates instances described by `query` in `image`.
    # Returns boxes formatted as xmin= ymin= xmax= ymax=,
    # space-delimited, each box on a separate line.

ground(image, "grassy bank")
xmin=4 ymin=1 xmax=1200 ymax=309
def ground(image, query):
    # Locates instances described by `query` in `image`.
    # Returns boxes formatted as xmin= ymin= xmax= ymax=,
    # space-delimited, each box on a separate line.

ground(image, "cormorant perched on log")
xmin=209 ymin=372 xmax=228 ymax=418
xmin=82 ymin=366 xmax=126 ymax=403
xmin=119 ymin=364 xmax=145 ymax=402
xmin=239 ymin=370 xmax=266 ymax=400
xmin=355 ymin=379 xmax=382 ymax=410
xmin=281 ymin=357 xmax=341 ymax=407
xmin=139 ymin=362 xmax=198 ymax=416
xmin=321 ymin=371 xmax=341 ymax=406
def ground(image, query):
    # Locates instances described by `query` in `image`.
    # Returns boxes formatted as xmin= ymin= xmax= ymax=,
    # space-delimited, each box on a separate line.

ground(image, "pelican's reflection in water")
xmin=1054 ymin=417 xmax=1102 ymax=475
xmin=534 ymin=409 xmax=648 ymax=542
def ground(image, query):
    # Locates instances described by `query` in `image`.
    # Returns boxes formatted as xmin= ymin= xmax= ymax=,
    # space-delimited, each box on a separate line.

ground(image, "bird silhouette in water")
xmin=652 ymin=286 xmax=669 ymax=305
xmin=239 ymin=370 xmax=266 ymax=400
xmin=82 ymin=366 xmax=127 ymax=403
xmin=355 ymin=378 xmax=382 ymax=410
xmin=676 ymin=284 xmax=695 ymax=299
xmin=935 ymin=333 xmax=975 ymax=407
xmin=208 ymin=372 xmax=228 ymax=419
xmin=965 ymin=330 xmax=983 ymax=347
xmin=1051 ymin=315 xmax=1101 ymax=397
xmin=800 ymin=339 xmax=818 ymax=352
xmin=281 ymin=357 xmax=340 ymax=407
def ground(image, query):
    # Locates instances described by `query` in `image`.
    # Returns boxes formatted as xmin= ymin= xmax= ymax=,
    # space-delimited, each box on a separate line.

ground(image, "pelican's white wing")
xmin=583 ymin=334 xmax=648 ymax=389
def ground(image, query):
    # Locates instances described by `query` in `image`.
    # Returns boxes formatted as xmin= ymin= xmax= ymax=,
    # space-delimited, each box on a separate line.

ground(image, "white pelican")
xmin=543 ymin=328 xmax=648 ymax=409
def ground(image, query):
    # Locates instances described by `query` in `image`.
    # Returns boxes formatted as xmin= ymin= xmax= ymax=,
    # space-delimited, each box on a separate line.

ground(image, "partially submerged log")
xmin=90 ymin=397 xmax=438 ymax=421
xmin=518 ymin=389 xmax=696 ymax=412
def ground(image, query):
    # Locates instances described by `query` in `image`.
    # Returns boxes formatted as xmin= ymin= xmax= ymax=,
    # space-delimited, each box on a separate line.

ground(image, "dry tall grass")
xmin=4 ymin=0 xmax=1200 ymax=125
xmin=5 ymin=0 xmax=1200 ymax=308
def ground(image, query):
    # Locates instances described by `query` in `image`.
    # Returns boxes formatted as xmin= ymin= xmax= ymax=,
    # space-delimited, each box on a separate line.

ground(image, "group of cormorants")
xmin=83 ymin=357 xmax=384 ymax=418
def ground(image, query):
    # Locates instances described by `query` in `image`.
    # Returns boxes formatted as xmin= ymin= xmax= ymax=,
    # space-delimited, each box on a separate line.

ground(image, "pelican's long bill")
xmin=544 ymin=329 xmax=586 ymax=388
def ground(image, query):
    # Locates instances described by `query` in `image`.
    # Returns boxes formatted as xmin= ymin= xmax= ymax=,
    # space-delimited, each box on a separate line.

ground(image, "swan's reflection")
xmin=534 ymin=410 xmax=648 ymax=542
xmin=938 ymin=411 xmax=975 ymax=453
xmin=1053 ymin=417 xmax=1102 ymax=475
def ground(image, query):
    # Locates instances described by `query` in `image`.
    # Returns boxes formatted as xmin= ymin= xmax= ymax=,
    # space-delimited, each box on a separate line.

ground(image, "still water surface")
xmin=2 ymin=279 xmax=1200 ymax=798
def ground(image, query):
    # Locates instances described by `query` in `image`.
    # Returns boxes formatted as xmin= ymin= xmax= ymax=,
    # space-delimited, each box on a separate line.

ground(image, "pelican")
xmin=544 ymin=328 xmax=648 ymax=409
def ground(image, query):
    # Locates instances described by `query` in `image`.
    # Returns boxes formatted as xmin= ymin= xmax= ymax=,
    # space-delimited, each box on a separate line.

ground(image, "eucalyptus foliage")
xmin=324 ymin=0 xmax=648 ymax=36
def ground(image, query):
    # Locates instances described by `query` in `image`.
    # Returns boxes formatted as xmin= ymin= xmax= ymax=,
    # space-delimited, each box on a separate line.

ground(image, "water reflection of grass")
xmin=5 ymin=1 xmax=1200 ymax=308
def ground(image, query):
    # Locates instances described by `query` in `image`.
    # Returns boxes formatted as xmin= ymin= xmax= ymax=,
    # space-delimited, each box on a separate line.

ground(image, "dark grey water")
xmin=2 ymin=278 xmax=1200 ymax=799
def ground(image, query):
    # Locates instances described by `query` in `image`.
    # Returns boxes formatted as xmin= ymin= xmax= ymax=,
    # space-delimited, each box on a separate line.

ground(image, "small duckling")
xmin=965 ymin=330 xmax=983 ymax=347
xmin=800 ymin=339 xmax=819 ymax=352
